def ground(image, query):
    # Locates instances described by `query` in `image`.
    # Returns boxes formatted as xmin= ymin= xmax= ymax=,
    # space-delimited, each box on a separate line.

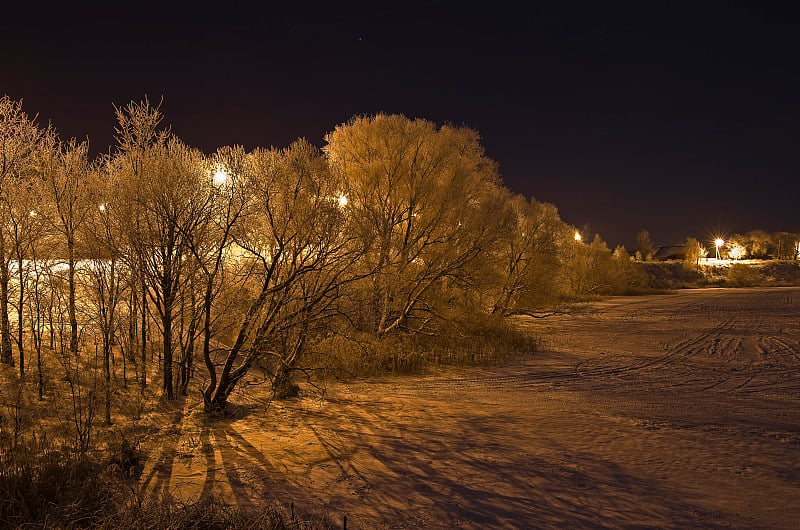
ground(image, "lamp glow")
xmin=337 ymin=195 xmax=348 ymax=207
xmin=714 ymin=238 xmax=724 ymax=260
xmin=213 ymin=169 xmax=228 ymax=187
xmin=99 ymin=203 xmax=106 ymax=212
xmin=574 ymin=231 xmax=582 ymax=242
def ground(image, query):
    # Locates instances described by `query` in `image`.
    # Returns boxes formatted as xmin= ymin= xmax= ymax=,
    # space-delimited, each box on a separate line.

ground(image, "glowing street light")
xmin=574 ymin=231 xmax=582 ymax=242
xmin=337 ymin=195 xmax=348 ymax=208
xmin=714 ymin=238 xmax=724 ymax=260
xmin=98 ymin=203 xmax=106 ymax=212
xmin=213 ymin=168 xmax=228 ymax=187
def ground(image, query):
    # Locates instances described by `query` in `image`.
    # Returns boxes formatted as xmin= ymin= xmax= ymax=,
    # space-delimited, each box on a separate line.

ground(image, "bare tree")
xmin=81 ymin=167 xmax=126 ymax=425
xmin=40 ymin=138 xmax=94 ymax=367
xmin=25 ymin=225 xmax=56 ymax=400
xmin=203 ymin=140 xmax=362 ymax=412
xmin=3 ymin=175 xmax=48 ymax=376
xmin=0 ymin=96 xmax=43 ymax=365
xmin=113 ymin=99 xmax=170 ymax=389
xmin=172 ymin=145 xmax=254 ymax=398
xmin=119 ymin=138 xmax=211 ymax=400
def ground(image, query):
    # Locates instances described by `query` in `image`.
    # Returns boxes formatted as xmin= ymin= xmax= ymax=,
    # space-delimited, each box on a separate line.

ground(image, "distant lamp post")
xmin=337 ymin=194 xmax=348 ymax=208
xmin=213 ymin=168 xmax=228 ymax=187
xmin=714 ymin=238 xmax=724 ymax=260
xmin=574 ymin=231 xmax=582 ymax=243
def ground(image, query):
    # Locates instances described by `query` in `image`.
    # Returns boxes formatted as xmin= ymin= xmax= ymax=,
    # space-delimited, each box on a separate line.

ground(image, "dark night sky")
xmin=2 ymin=1 xmax=798 ymax=248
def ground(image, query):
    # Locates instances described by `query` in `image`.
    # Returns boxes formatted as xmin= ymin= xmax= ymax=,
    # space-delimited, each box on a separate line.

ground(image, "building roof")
xmin=653 ymin=245 xmax=686 ymax=260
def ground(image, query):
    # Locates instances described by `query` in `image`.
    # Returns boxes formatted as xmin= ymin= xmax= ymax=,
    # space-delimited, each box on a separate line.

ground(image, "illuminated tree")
xmin=0 ymin=96 xmax=44 ymax=365
xmin=565 ymin=233 xmax=617 ymax=295
xmin=611 ymin=245 xmax=645 ymax=293
xmin=325 ymin=114 xmax=505 ymax=335
xmin=2 ymin=175 xmax=48 ymax=376
xmin=772 ymin=232 xmax=798 ymax=260
xmin=636 ymin=229 xmax=654 ymax=261
xmin=491 ymin=195 xmax=566 ymax=315
xmin=79 ymin=168 xmax=128 ymax=425
xmin=112 ymin=99 xmax=170 ymax=389
xmin=728 ymin=243 xmax=746 ymax=260
xmin=40 ymin=137 xmax=94 ymax=366
xmin=181 ymin=145 xmax=254 ymax=398
xmin=118 ymin=138 xmax=211 ymax=400
xmin=25 ymin=222 xmax=57 ymax=400
xmin=203 ymin=140 xmax=362 ymax=411
xmin=684 ymin=237 xmax=705 ymax=270
xmin=38 ymin=137 xmax=100 ymax=450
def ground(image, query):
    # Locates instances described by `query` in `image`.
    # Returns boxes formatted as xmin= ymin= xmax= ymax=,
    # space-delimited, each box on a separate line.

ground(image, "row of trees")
xmin=1 ymin=96 xmax=635 ymax=415
xmin=635 ymin=229 xmax=799 ymax=263
xmin=723 ymin=230 xmax=800 ymax=260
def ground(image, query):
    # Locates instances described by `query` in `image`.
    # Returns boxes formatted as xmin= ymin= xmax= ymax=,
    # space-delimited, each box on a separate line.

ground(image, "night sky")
xmin=2 ymin=1 xmax=798 ymax=248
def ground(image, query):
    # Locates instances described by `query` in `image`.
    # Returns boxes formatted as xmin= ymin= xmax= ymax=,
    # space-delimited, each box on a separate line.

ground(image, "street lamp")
xmin=714 ymin=238 xmax=724 ymax=260
xmin=574 ymin=231 xmax=582 ymax=242
xmin=337 ymin=194 xmax=348 ymax=208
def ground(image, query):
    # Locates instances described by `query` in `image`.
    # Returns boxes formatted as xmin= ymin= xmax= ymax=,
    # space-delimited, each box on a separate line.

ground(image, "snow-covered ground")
xmin=140 ymin=287 xmax=800 ymax=528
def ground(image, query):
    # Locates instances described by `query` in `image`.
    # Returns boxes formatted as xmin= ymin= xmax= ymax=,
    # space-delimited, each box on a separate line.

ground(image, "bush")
xmin=106 ymin=429 xmax=145 ymax=479
xmin=639 ymin=262 xmax=706 ymax=289
xmin=314 ymin=314 xmax=538 ymax=379
xmin=0 ymin=435 xmax=111 ymax=527
xmin=727 ymin=263 xmax=760 ymax=287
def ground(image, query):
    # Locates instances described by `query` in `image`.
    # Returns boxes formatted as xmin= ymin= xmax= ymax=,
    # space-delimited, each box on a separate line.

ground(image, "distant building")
xmin=653 ymin=245 xmax=686 ymax=261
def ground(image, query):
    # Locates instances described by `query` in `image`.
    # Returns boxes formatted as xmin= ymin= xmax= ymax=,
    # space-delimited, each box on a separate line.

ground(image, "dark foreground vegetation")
xmin=0 ymin=434 xmax=317 ymax=528
xmin=1 ymin=94 xmax=798 ymax=526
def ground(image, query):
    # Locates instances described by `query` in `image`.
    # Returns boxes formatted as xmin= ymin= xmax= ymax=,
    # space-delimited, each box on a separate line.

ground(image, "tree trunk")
xmin=140 ymin=273 xmax=147 ymax=388
xmin=17 ymin=256 xmax=25 ymax=376
xmin=180 ymin=283 xmax=196 ymax=395
xmin=0 ymin=231 xmax=12 ymax=365
xmin=48 ymin=301 xmax=54 ymax=351
xmin=201 ymin=281 xmax=216 ymax=408
xmin=162 ymin=268 xmax=174 ymax=400
xmin=208 ymin=372 xmax=239 ymax=413
xmin=37 ymin=346 xmax=43 ymax=400
xmin=68 ymin=236 xmax=78 ymax=359
xmin=272 ymin=365 xmax=300 ymax=399
xmin=163 ymin=310 xmax=174 ymax=399
xmin=103 ymin=335 xmax=112 ymax=425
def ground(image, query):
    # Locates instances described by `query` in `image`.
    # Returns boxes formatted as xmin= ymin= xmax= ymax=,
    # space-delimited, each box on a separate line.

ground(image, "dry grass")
xmin=313 ymin=314 xmax=538 ymax=379
xmin=0 ymin=431 xmax=320 ymax=528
